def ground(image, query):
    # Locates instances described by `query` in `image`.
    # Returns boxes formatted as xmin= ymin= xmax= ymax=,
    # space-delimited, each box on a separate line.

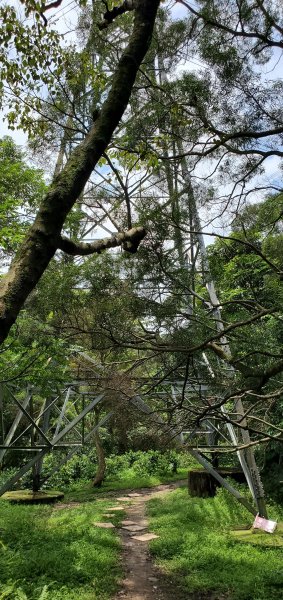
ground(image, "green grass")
xmin=147 ymin=487 xmax=283 ymax=600
xmin=63 ymin=468 xmax=188 ymax=503
xmin=0 ymin=499 xmax=124 ymax=600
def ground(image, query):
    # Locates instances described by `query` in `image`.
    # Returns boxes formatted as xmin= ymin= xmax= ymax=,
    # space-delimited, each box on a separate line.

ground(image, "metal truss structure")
xmin=0 ymin=169 xmax=268 ymax=518
xmin=0 ymin=57 xmax=268 ymax=519
xmin=0 ymin=363 xmax=262 ymax=519
xmin=0 ymin=172 xmax=267 ymax=517
xmin=0 ymin=382 xmax=112 ymax=496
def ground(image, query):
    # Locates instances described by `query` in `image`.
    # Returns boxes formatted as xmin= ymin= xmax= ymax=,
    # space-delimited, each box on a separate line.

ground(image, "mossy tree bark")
xmin=0 ymin=0 xmax=160 ymax=344
xmin=93 ymin=429 xmax=106 ymax=488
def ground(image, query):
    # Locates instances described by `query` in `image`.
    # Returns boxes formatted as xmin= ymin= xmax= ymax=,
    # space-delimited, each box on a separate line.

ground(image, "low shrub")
xmin=0 ymin=449 xmax=194 ymax=491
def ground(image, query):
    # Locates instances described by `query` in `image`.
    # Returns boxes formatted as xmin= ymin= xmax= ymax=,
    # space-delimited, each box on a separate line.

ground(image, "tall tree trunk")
xmin=93 ymin=429 xmax=106 ymax=487
xmin=0 ymin=0 xmax=160 ymax=345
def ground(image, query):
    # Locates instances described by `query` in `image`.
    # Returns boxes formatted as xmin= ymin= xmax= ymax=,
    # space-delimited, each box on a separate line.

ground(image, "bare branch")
xmin=98 ymin=0 xmax=135 ymax=30
xmin=103 ymin=152 xmax=132 ymax=229
xmin=177 ymin=0 xmax=283 ymax=49
xmin=42 ymin=0 xmax=63 ymax=12
xmin=58 ymin=226 xmax=146 ymax=255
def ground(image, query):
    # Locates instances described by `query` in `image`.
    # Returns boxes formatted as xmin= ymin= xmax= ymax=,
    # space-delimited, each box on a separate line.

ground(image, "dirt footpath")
xmin=113 ymin=482 xmax=186 ymax=600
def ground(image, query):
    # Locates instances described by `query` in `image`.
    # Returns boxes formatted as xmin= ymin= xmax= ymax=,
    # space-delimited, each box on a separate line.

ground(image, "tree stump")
xmin=188 ymin=468 xmax=246 ymax=497
xmin=188 ymin=470 xmax=217 ymax=497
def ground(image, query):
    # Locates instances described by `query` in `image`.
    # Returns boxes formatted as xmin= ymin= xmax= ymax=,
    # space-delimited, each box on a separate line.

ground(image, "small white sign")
xmin=253 ymin=514 xmax=277 ymax=534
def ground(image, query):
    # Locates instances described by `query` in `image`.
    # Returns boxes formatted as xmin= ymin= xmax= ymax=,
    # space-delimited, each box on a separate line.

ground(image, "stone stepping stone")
xmin=108 ymin=507 xmax=125 ymax=511
xmin=94 ymin=522 xmax=115 ymax=529
xmin=104 ymin=513 xmax=116 ymax=518
xmin=122 ymin=524 xmax=147 ymax=532
xmin=116 ymin=497 xmax=131 ymax=501
xmin=121 ymin=520 xmax=136 ymax=526
xmin=128 ymin=493 xmax=141 ymax=497
xmin=132 ymin=533 xmax=159 ymax=541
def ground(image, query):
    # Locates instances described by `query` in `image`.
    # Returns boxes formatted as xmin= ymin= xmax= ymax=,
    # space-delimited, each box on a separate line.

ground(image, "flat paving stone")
xmin=121 ymin=520 xmax=136 ymax=526
xmin=121 ymin=525 xmax=147 ymax=532
xmin=127 ymin=493 xmax=141 ymax=497
xmin=131 ymin=533 xmax=159 ymax=541
xmin=94 ymin=522 xmax=115 ymax=529
xmin=108 ymin=507 xmax=125 ymax=511
xmin=117 ymin=497 xmax=131 ymax=501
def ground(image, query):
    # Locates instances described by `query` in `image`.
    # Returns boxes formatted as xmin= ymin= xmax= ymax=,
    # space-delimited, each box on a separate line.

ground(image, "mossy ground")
xmin=1 ymin=490 xmax=64 ymax=504
xmin=230 ymin=521 xmax=283 ymax=547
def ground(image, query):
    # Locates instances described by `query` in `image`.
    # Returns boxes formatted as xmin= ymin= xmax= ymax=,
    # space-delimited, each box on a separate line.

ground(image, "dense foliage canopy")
xmin=0 ymin=0 xmax=282 ymax=464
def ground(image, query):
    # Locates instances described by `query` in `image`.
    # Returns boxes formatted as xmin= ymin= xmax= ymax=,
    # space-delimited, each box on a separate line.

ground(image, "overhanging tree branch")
xmin=58 ymin=226 xmax=146 ymax=255
xmin=0 ymin=0 xmax=160 ymax=345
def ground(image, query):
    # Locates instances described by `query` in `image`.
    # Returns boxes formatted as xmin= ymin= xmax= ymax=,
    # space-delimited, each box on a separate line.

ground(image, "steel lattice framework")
xmin=0 ymin=356 xmax=261 ymax=519
xmin=0 ymin=54 xmax=268 ymax=518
